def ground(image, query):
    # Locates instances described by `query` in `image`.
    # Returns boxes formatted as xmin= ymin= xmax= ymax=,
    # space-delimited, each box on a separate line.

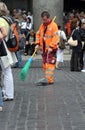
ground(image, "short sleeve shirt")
xmin=0 ymin=17 xmax=9 ymax=34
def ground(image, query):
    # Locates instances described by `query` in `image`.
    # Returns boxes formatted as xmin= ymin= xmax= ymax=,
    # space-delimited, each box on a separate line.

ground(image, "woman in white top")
xmin=56 ymin=25 xmax=67 ymax=69
xmin=0 ymin=2 xmax=17 ymax=102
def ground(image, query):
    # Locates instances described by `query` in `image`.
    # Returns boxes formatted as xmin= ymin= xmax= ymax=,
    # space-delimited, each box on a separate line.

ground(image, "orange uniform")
xmin=35 ymin=20 xmax=59 ymax=83
xmin=36 ymin=20 xmax=59 ymax=51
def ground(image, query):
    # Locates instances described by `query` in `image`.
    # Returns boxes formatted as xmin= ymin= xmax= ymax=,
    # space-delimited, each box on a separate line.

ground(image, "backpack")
xmin=1 ymin=16 xmax=19 ymax=52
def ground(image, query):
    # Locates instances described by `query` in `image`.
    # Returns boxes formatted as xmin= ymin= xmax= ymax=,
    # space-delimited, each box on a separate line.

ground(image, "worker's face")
xmin=42 ymin=16 xmax=49 ymax=24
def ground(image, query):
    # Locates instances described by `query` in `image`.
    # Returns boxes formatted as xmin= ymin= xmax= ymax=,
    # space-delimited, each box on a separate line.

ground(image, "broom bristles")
xmin=20 ymin=57 xmax=32 ymax=81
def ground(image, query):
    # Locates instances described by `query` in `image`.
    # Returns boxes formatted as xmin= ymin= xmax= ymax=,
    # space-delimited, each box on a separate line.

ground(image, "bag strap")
xmin=70 ymin=29 xmax=75 ymax=37
xmin=1 ymin=16 xmax=13 ymax=25
xmin=1 ymin=16 xmax=14 ymax=33
xmin=1 ymin=16 xmax=15 ymax=42
xmin=60 ymin=31 xmax=62 ymax=37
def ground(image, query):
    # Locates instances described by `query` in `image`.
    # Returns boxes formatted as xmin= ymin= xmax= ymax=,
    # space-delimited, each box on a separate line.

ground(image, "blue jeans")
xmin=15 ymin=50 xmax=23 ymax=67
xmin=0 ymin=86 xmax=3 ymax=106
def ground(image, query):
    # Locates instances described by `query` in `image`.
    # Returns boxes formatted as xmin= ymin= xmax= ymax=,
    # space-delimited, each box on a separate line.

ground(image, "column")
xmin=33 ymin=0 xmax=64 ymax=31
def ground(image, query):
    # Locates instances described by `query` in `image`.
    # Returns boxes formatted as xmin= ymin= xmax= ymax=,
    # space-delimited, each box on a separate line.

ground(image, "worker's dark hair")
xmin=41 ymin=11 xmax=50 ymax=18
xmin=58 ymin=25 xmax=61 ymax=30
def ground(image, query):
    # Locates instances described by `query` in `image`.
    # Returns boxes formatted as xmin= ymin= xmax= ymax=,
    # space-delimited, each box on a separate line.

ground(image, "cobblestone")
xmin=0 ymin=51 xmax=85 ymax=130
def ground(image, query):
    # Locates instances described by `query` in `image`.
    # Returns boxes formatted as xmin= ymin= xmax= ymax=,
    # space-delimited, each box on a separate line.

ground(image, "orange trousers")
xmin=43 ymin=63 xmax=55 ymax=83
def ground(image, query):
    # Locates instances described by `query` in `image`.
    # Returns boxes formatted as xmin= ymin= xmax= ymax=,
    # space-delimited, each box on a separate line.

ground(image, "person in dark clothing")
xmin=80 ymin=19 xmax=85 ymax=72
xmin=24 ymin=29 xmax=36 ymax=56
xmin=70 ymin=18 xmax=82 ymax=71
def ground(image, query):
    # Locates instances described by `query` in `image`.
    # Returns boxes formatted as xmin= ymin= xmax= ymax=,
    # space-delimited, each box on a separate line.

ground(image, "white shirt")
xmin=58 ymin=30 xmax=67 ymax=41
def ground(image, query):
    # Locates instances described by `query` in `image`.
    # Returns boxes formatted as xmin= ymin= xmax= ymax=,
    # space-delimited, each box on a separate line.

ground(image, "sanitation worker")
xmin=35 ymin=11 xmax=59 ymax=86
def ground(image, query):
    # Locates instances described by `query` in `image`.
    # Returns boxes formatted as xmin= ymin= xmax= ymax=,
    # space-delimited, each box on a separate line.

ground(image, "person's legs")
xmin=2 ymin=66 xmax=14 ymax=99
xmin=15 ymin=50 xmax=23 ymax=68
xmin=0 ymin=86 xmax=3 ymax=111
xmin=81 ymin=51 xmax=85 ymax=72
xmin=24 ymin=44 xmax=29 ymax=55
xmin=56 ymin=49 xmax=64 ymax=68
xmin=30 ymin=44 xmax=35 ymax=55
xmin=80 ymin=50 xmax=84 ymax=70
xmin=70 ymin=51 xmax=75 ymax=71
xmin=36 ymin=53 xmax=55 ymax=85
xmin=83 ymin=52 xmax=85 ymax=67
xmin=43 ymin=63 xmax=55 ymax=84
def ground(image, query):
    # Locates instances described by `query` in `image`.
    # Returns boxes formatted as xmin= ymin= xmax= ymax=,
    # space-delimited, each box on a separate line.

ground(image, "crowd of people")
xmin=0 ymin=1 xmax=85 ymax=112
xmin=63 ymin=9 xmax=85 ymax=72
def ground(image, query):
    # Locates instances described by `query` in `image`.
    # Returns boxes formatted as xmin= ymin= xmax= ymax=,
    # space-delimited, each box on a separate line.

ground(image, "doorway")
xmin=64 ymin=0 xmax=85 ymax=12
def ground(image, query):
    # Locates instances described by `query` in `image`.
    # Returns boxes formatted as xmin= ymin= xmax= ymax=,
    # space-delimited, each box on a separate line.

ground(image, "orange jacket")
xmin=35 ymin=21 xmax=59 ymax=51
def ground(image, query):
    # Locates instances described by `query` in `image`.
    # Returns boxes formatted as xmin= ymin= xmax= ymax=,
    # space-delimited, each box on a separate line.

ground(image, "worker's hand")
xmin=48 ymin=47 xmax=53 ymax=54
xmin=35 ymin=45 xmax=40 ymax=50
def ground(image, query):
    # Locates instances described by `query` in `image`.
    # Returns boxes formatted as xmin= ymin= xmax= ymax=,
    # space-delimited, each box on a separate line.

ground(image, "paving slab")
xmin=0 ymin=50 xmax=85 ymax=130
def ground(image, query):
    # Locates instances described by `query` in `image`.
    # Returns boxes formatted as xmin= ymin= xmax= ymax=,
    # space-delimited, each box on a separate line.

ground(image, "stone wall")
xmin=33 ymin=0 xmax=63 ymax=31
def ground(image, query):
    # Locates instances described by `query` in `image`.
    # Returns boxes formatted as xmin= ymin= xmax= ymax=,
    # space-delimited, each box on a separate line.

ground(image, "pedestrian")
xmin=0 ymin=86 xmax=3 ymax=111
xmin=35 ymin=11 xmax=59 ymax=86
xmin=26 ymin=17 xmax=32 ymax=33
xmin=0 ymin=2 xmax=17 ymax=101
xmin=56 ymin=25 xmax=67 ymax=69
xmin=69 ymin=18 xmax=82 ymax=71
xmin=12 ymin=19 xmax=23 ymax=68
xmin=24 ymin=29 xmax=36 ymax=56
xmin=0 ymin=67 xmax=3 ymax=111
xmin=80 ymin=19 xmax=85 ymax=72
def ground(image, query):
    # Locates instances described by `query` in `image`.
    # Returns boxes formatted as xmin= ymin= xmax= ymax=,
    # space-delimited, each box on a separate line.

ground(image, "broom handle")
xmin=31 ymin=49 xmax=37 ymax=58
xmin=53 ymin=16 xmax=56 ymax=22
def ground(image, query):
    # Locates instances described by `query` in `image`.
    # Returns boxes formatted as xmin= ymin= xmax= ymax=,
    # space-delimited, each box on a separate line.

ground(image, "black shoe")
xmin=3 ymin=98 xmax=13 ymax=101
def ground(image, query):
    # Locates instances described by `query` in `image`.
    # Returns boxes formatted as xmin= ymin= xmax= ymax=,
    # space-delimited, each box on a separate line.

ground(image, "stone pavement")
xmin=1 ymin=49 xmax=85 ymax=130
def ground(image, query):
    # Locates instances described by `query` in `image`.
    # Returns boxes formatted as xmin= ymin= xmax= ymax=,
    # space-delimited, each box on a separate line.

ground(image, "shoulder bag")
xmin=68 ymin=29 xmax=78 ymax=47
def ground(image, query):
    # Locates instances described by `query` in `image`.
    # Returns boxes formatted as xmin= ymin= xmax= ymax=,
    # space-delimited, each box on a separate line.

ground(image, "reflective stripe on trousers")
xmin=43 ymin=63 xmax=55 ymax=83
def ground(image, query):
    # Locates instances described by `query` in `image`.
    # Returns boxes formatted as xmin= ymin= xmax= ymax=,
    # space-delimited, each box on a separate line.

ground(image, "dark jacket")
xmin=72 ymin=28 xmax=82 ymax=52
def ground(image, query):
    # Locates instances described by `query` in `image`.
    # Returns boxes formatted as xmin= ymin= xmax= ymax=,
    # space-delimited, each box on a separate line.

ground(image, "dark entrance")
xmin=1 ymin=0 xmax=33 ymax=12
xmin=64 ymin=0 xmax=85 ymax=11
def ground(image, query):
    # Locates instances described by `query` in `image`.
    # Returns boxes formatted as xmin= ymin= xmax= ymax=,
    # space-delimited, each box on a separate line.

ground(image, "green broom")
xmin=20 ymin=49 xmax=37 ymax=81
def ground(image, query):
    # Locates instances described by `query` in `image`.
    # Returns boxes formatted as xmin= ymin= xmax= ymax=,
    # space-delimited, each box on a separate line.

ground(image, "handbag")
xmin=0 ymin=41 xmax=7 ymax=57
xmin=68 ymin=29 xmax=78 ymax=47
xmin=1 ymin=16 xmax=18 ymax=52
xmin=68 ymin=37 xmax=78 ymax=46
xmin=58 ymin=39 xmax=66 ymax=49
xmin=6 ymin=26 xmax=18 ymax=52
